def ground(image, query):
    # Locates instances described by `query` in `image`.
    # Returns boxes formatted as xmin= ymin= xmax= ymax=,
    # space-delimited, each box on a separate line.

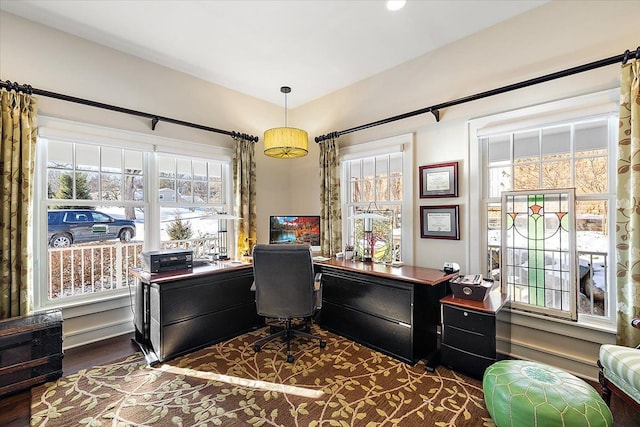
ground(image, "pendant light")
xmin=263 ymin=86 xmax=308 ymax=158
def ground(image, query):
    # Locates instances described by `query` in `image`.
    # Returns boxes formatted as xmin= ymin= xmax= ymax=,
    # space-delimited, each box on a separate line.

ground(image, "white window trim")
xmin=34 ymin=116 xmax=233 ymax=310
xmin=468 ymin=89 xmax=619 ymax=331
xmin=340 ymin=133 xmax=414 ymax=265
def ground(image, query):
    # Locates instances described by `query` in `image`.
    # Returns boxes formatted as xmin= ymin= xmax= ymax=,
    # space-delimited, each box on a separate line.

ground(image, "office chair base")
xmin=253 ymin=318 xmax=326 ymax=363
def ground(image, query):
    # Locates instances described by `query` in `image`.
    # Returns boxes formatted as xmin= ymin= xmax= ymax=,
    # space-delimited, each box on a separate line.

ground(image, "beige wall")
xmin=297 ymin=0 xmax=639 ymax=273
xmin=0 ymin=11 xmax=294 ymax=246
xmin=2 ymin=1 xmax=639 ymax=378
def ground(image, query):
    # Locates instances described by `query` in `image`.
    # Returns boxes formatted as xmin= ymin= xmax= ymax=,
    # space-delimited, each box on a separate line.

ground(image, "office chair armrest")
xmin=314 ymin=273 xmax=322 ymax=291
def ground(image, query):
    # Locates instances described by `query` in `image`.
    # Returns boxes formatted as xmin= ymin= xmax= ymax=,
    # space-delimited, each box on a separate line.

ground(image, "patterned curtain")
xmin=0 ymin=89 xmax=38 ymax=319
xmin=319 ymin=138 xmax=341 ymax=256
xmin=616 ymin=58 xmax=640 ymax=346
xmin=232 ymin=137 xmax=257 ymax=257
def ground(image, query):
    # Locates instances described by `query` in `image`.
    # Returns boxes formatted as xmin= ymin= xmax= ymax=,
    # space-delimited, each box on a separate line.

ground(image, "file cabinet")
xmin=440 ymin=292 xmax=506 ymax=379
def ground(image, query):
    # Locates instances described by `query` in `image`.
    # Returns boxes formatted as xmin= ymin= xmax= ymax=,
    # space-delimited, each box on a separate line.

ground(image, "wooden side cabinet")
xmin=0 ymin=310 xmax=63 ymax=397
xmin=440 ymin=291 xmax=506 ymax=379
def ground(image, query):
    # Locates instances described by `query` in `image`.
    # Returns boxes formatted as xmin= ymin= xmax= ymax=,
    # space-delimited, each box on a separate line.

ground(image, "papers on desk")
xmin=452 ymin=274 xmax=483 ymax=285
xmin=312 ymin=256 xmax=331 ymax=262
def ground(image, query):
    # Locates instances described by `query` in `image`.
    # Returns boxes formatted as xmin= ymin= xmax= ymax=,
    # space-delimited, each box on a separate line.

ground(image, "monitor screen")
xmin=269 ymin=215 xmax=321 ymax=249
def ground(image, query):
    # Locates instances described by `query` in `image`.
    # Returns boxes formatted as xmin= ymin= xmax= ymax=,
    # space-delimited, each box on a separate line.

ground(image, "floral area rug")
xmin=31 ymin=327 xmax=495 ymax=426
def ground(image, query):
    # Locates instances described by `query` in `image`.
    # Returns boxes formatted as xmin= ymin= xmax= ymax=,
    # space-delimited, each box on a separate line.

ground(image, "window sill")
xmin=499 ymin=307 xmax=616 ymax=343
xmin=35 ymin=288 xmax=132 ymax=319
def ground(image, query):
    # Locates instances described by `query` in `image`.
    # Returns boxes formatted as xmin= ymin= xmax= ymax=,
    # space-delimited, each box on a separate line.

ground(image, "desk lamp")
xmin=205 ymin=212 xmax=241 ymax=260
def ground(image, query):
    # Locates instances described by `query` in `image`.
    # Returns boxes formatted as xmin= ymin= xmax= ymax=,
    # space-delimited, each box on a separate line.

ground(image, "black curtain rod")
xmin=315 ymin=46 xmax=640 ymax=143
xmin=0 ymin=79 xmax=259 ymax=143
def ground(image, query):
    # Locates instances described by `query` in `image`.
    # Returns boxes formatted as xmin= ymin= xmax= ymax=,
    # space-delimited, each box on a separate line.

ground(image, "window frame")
xmin=34 ymin=117 xmax=233 ymax=310
xmin=468 ymin=89 xmax=619 ymax=329
xmin=340 ymin=133 xmax=414 ymax=265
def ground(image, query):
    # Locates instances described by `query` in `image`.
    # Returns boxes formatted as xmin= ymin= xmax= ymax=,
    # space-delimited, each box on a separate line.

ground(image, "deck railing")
xmin=487 ymin=245 xmax=608 ymax=317
xmin=47 ymin=237 xmax=217 ymax=300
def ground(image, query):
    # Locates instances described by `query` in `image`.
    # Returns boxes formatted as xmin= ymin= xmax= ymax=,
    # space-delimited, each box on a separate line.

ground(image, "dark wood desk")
xmin=132 ymin=261 xmax=259 ymax=365
xmin=315 ymin=259 xmax=457 ymax=369
xmin=132 ymin=258 xmax=456 ymax=369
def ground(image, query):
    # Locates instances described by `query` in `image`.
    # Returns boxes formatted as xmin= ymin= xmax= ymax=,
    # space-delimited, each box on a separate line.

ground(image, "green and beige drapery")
xmin=232 ymin=137 xmax=257 ymax=258
xmin=319 ymin=137 xmax=341 ymax=256
xmin=616 ymin=58 xmax=640 ymax=346
xmin=0 ymin=89 xmax=38 ymax=320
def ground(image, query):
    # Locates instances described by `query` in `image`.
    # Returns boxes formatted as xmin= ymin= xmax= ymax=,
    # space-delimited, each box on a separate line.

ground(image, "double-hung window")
xmin=156 ymin=153 xmax=231 ymax=257
xmin=35 ymin=118 xmax=232 ymax=308
xmin=340 ymin=134 xmax=414 ymax=264
xmin=472 ymin=90 xmax=618 ymax=326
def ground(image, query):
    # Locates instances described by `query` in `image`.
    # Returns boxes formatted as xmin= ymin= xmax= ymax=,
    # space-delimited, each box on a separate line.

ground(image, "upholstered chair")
xmin=598 ymin=318 xmax=640 ymax=413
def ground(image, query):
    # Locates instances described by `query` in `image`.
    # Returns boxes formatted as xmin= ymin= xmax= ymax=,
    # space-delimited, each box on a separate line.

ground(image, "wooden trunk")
xmin=0 ymin=310 xmax=63 ymax=397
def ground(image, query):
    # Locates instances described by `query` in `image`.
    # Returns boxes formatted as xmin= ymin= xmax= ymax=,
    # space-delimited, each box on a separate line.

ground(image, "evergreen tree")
xmin=166 ymin=214 xmax=193 ymax=240
xmin=53 ymin=172 xmax=93 ymax=209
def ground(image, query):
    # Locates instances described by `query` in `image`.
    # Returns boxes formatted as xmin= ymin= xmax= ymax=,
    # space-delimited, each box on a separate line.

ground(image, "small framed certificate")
xmin=419 ymin=162 xmax=458 ymax=198
xmin=420 ymin=205 xmax=460 ymax=240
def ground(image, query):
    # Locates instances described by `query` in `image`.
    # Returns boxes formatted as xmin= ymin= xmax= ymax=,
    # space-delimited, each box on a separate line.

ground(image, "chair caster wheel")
xmin=254 ymin=344 xmax=261 ymax=352
xmin=287 ymin=354 xmax=295 ymax=363
xmin=319 ymin=340 xmax=327 ymax=349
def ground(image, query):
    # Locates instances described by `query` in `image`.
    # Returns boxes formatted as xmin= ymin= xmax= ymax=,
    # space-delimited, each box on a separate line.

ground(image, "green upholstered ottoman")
xmin=483 ymin=360 xmax=612 ymax=427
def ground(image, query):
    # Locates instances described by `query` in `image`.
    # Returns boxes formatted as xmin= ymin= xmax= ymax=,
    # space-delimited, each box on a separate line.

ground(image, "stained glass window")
xmin=502 ymin=189 xmax=577 ymax=320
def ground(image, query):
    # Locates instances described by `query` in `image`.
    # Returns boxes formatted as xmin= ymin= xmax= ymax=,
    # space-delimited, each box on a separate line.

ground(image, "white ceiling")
xmin=0 ymin=0 xmax=547 ymax=108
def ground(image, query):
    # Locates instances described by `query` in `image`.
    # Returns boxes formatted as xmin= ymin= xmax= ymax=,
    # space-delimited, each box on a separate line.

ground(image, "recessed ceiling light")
xmin=386 ymin=0 xmax=406 ymax=11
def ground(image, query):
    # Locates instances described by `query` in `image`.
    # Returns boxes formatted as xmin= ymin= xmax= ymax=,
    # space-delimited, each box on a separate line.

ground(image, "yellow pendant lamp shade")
xmin=264 ymin=127 xmax=309 ymax=158
xmin=263 ymin=86 xmax=308 ymax=159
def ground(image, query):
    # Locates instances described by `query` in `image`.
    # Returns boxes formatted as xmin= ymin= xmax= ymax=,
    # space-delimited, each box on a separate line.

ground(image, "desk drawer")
xmin=320 ymin=301 xmax=413 ymax=363
xmin=442 ymin=305 xmax=493 ymax=336
xmin=441 ymin=343 xmax=494 ymax=380
xmin=442 ymin=324 xmax=494 ymax=358
xmin=157 ymin=302 xmax=258 ymax=361
xmin=322 ymin=273 xmax=412 ymax=324
xmin=155 ymin=272 xmax=254 ymax=324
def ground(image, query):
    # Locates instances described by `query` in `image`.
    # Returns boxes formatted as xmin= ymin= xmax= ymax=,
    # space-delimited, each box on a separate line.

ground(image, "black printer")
xmin=141 ymin=249 xmax=193 ymax=273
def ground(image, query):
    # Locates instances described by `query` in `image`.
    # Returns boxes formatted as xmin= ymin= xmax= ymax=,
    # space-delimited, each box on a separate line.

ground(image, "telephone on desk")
xmin=443 ymin=262 xmax=460 ymax=274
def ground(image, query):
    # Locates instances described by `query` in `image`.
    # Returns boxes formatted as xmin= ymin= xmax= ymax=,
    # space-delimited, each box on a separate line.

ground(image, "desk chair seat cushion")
xmin=599 ymin=344 xmax=640 ymax=405
xmin=483 ymin=360 xmax=612 ymax=427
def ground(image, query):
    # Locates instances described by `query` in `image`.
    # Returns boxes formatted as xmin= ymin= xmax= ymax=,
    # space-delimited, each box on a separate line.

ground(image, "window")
xmin=157 ymin=154 xmax=231 ymax=258
xmin=35 ymin=118 xmax=232 ymax=308
xmin=474 ymin=91 xmax=618 ymax=325
xmin=340 ymin=134 xmax=413 ymax=264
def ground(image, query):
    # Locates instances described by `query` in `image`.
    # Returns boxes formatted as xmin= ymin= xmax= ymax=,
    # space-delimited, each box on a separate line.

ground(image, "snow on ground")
xmin=95 ymin=206 xmax=220 ymax=242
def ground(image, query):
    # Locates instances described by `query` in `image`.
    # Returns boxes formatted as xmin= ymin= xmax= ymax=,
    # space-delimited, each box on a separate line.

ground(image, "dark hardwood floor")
xmin=1 ymin=333 xmax=637 ymax=426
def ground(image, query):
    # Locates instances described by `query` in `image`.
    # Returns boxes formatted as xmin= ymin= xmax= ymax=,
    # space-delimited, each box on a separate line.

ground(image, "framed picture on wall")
xmin=419 ymin=161 xmax=458 ymax=198
xmin=420 ymin=205 xmax=460 ymax=240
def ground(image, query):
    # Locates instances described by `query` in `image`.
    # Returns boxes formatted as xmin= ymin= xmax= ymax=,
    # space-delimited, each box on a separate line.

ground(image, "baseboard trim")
xmin=497 ymin=335 xmax=599 ymax=382
xmin=63 ymin=319 xmax=134 ymax=350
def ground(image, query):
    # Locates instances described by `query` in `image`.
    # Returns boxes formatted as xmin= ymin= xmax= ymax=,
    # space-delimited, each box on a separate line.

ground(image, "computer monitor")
xmin=269 ymin=215 xmax=321 ymax=252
